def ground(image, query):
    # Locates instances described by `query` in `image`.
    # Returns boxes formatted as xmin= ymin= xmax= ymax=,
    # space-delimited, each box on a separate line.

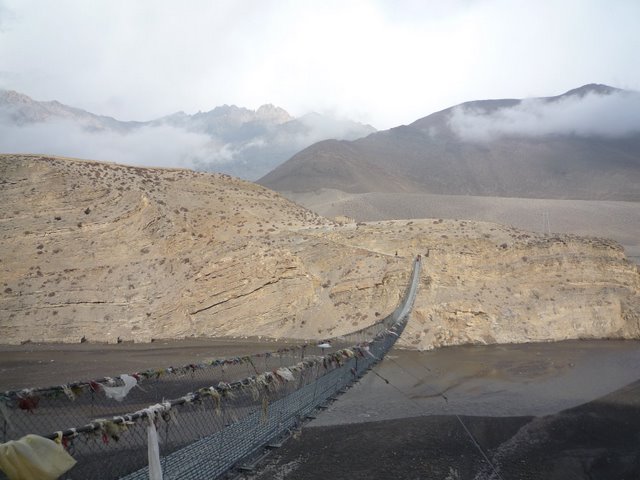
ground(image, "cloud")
xmin=0 ymin=118 xmax=216 ymax=169
xmin=0 ymin=0 xmax=15 ymax=32
xmin=1 ymin=1 xmax=639 ymax=130
xmin=448 ymin=90 xmax=640 ymax=142
xmin=294 ymin=113 xmax=374 ymax=148
xmin=0 ymin=105 xmax=375 ymax=179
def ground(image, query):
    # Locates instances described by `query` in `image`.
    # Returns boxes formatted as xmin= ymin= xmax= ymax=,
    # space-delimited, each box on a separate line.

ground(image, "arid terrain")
xmin=0 ymin=154 xmax=408 ymax=345
xmin=286 ymin=189 xmax=640 ymax=262
xmin=0 ymin=337 xmax=301 ymax=390
xmin=259 ymin=85 xmax=640 ymax=202
xmin=249 ymin=340 xmax=640 ymax=480
xmin=1 ymin=154 xmax=639 ymax=351
xmin=258 ymin=85 xmax=640 ymax=267
xmin=0 ymin=155 xmax=640 ymax=349
xmin=2 ymin=4 xmax=639 ymax=479
xmin=1 ymin=154 xmax=640 ymax=480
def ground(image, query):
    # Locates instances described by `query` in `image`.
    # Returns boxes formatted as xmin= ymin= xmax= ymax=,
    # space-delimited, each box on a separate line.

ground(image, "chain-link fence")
xmin=0 ymin=345 xmax=313 ymax=441
xmin=0 ymin=257 xmax=421 ymax=480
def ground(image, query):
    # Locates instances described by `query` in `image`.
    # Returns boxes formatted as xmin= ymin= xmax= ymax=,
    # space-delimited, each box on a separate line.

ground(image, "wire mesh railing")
xmin=0 ymin=256 xmax=421 ymax=480
xmin=1 ymin=345 xmax=311 ymax=441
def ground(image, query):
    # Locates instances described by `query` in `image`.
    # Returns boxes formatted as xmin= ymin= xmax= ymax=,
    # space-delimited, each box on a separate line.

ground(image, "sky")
xmin=0 ymin=0 xmax=639 ymax=130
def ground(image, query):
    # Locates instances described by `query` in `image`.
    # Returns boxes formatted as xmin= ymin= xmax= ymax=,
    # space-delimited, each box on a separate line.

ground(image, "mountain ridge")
xmin=0 ymin=89 xmax=376 ymax=180
xmin=259 ymin=84 xmax=640 ymax=201
xmin=1 ymin=154 xmax=639 ymax=349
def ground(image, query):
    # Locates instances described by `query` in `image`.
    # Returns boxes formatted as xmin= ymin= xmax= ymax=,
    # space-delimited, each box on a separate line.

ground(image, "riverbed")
xmin=2 ymin=338 xmax=639 ymax=479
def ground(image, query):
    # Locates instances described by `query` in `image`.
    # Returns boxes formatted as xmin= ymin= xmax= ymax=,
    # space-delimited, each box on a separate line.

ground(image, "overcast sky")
xmin=1 ymin=0 xmax=639 ymax=130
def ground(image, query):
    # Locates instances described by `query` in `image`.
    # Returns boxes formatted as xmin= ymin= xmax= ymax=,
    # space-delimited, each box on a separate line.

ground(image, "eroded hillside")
xmin=1 ymin=154 xmax=638 ymax=349
xmin=327 ymin=220 xmax=640 ymax=348
xmin=0 ymin=155 xmax=408 ymax=344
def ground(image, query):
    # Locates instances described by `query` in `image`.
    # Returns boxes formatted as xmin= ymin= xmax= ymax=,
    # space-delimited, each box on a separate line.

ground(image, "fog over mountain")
xmin=260 ymin=84 xmax=640 ymax=201
xmin=449 ymin=86 xmax=640 ymax=141
xmin=0 ymin=90 xmax=375 ymax=179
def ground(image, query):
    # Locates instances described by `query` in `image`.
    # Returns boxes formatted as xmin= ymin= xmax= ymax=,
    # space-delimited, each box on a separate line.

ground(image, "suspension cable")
xmin=374 ymin=359 xmax=505 ymax=480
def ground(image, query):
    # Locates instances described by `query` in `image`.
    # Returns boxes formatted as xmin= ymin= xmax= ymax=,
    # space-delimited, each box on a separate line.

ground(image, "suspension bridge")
xmin=0 ymin=256 xmax=421 ymax=479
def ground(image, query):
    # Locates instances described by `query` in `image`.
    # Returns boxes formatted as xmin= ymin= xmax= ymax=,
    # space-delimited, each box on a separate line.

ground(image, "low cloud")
xmin=448 ymin=90 xmax=640 ymax=142
xmin=0 ymin=1 xmax=15 ymax=32
xmin=294 ymin=112 xmax=374 ymax=147
xmin=0 ymin=118 xmax=217 ymax=170
xmin=0 ymin=105 xmax=375 ymax=179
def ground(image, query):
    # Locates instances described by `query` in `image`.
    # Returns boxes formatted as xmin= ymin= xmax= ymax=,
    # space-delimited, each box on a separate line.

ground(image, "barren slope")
xmin=1 ymin=155 xmax=639 ymax=349
xmin=0 ymin=155 xmax=409 ymax=344
xmin=286 ymin=189 xmax=640 ymax=262
xmin=259 ymin=85 xmax=640 ymax=201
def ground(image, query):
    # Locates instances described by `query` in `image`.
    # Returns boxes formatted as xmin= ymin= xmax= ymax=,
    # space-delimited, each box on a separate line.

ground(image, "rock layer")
xmin=1 ymin=154 xmax=638 ymax=349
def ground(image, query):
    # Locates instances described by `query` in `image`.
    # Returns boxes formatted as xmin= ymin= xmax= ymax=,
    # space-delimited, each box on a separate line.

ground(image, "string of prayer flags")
xmin=102 ymin=374 xmax=137 ymax=402
xmin=144 ymin=408 xmax=163 ymax=480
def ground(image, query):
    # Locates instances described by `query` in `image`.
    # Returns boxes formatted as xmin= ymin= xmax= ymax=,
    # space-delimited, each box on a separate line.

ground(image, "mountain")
xmin=0 ymin=90 xmax=143 ymax=132
xmin=0 ymin=90 xmax=375 ymax=180
xmin=259 ymin=84 xmax=640 ymax=201
xmin=0 ymin=154 xmax=404 ymax=344
xmin=1 ymin=154 xmax=639 ymax=348
xmin=152 ymin=104 xmax=376 ymax=179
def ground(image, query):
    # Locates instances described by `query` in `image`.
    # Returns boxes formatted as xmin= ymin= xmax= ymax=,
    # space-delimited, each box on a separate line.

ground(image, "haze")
xmin=450 ymin=89 xmax=640 ymax=141
xmin=1 ymin=0 xmax=639 ymax=129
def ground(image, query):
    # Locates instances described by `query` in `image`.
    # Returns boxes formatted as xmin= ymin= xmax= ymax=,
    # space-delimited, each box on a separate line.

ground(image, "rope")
xmin=374 ymin=359 xmax=505 ymax=480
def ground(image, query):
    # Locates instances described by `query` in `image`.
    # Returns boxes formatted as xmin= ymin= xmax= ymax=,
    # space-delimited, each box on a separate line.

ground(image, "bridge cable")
xmin=374 ymin=359 xmax=505 ymax=480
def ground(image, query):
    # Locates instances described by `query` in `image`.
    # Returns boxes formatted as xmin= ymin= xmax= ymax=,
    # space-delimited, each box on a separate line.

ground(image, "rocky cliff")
xmin=1 ymin=155 xmax=638 ymax=349
xmin=338 ymin=220 xmax=640 ymax=349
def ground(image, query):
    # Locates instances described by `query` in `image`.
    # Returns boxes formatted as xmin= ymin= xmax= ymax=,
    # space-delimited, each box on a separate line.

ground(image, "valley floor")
xmin=249 ymin=340 xmax=640 ymax=480
xmin=0 ymin=337 xmax=300 ymax=390
xmin=2 ymin=339 xmax=639 ymax=479
xmin=313 ymin=339 xmax=640 ymax=423
xmin=288 ymin=190 xmax=640 ymax=262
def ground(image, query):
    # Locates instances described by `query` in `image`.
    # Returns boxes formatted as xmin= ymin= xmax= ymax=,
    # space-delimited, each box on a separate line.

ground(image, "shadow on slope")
xmin=249 ymin=379 xmax=640 ymax=479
